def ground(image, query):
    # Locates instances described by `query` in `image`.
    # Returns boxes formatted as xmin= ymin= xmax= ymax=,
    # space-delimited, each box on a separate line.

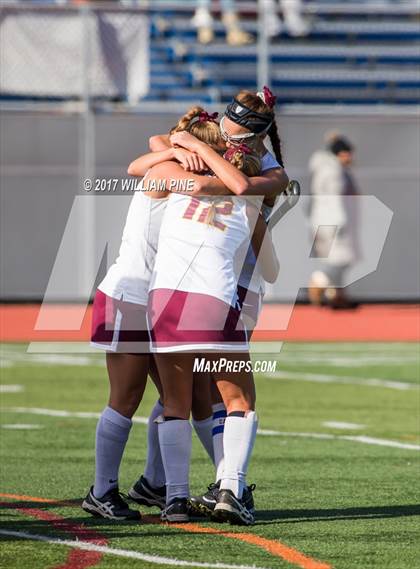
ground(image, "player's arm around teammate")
xmin=127 ymin=145 xmax=207 ymax=177
xmin=148 ymin=133 xmax=287 ymax=199
xmin=149 ymin=87 xmax=289 ymax=201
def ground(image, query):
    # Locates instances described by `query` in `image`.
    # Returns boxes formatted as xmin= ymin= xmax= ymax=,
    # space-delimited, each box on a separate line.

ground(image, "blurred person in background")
xmin=307 ymin=134 xmax=360 ymax=309
xmin=191 ymin=0 xmax=253 ymax=46
xmin=266 ymin=0 xmax=310 ymax=37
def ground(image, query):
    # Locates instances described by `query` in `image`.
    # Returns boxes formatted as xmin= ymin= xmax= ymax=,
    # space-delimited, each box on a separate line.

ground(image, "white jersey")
xmin=150 ymin=193 xmax=249 ymax=307
xmin=99 ymin=190 xmax=168 ymax=305
xmin=99 ymin=149 xmax=280 ymax=304
xmin=237 ymin=150 xmax=280 ymax=293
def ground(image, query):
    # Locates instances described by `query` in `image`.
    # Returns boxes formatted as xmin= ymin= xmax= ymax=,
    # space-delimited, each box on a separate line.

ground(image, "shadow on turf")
xmin=0 ymin=499 xmax=167 ymax=538
xmin=256 ymin=504 xmax=420 ymax=524
xmin=0 ymin=513 xmax=178 ymax=540
xmin=2 ymin=500 xmax=420 ymax=531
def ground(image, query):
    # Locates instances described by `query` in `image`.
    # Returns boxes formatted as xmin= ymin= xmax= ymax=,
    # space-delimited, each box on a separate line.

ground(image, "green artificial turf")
xmin=0 ymin=342 xmax=419 ymax=569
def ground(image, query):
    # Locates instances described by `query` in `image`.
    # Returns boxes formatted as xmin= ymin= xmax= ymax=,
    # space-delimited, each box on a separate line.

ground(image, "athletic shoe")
xmin=243 ymin=483 xmax=256 ymax=514
xmin=128 ymin=475 xmax=166 ymax=510
xmin=82 ymin=486 xmax=141 ymax=521
xmin=161 ymin=498 xmax=189 ymax=523
xmin=190 ymin=482 xmax=255 ymax=518
xmin=213 ymin=489 xmax=255 ymax=526
xmin=189 ymin=482 xmax=220 ymax=517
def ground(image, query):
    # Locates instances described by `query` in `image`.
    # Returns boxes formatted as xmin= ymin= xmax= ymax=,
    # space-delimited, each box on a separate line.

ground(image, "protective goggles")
xmin=220 ymin=116 xmax=256 ymax=145
xmin=223 ymin=98 xmax=273 ymax=136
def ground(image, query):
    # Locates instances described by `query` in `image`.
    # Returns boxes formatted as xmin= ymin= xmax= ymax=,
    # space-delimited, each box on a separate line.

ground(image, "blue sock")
xmin=93 ymin=406 xmax=132 ymax=498
xmin=212 ymin=403 xmax=227 ymax=483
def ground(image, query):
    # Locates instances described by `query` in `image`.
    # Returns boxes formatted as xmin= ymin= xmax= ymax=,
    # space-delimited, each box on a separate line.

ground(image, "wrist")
xmin=167 ymin=147 xmax=176 ymax=160
xmin=193 ymin=140 xmax=206 ymax=154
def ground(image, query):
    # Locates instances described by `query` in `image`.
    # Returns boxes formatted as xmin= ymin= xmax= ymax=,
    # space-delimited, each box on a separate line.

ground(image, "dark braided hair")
xmin=235 ymin=90 xmax=284 ymax=167
xmin=267 ymin=120 xmax=284 ymax=168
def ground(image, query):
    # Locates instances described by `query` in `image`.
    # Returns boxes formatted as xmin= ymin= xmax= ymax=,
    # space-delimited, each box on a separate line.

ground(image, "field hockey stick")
xmin=267 ymin=180 xmax=301 ymax=229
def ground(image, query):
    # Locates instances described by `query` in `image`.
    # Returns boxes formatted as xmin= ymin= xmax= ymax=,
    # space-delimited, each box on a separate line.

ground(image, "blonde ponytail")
xmin=170 ymin=106 xmax=205 ymax=133
xmin=224 ymin=146 xmax=261 ymax=177
xmin=170 ymin=106 xmax=222 ymax=149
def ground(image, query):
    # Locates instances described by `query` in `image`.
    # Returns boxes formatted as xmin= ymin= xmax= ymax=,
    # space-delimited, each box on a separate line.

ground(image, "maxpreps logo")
xmin=193 ymin=358 xmax=277 ymax=374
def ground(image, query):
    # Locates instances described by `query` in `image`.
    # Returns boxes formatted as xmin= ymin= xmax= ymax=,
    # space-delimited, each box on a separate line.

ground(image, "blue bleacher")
xmin=1 ymin=1 xmax=419 ymax=106
xmin=147 ymin=0 xmax=420 ymax=106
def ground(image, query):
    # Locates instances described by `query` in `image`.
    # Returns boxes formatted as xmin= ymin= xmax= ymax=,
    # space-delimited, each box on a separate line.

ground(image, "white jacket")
xmin=308 ymin=150 xmax=359 ymax=266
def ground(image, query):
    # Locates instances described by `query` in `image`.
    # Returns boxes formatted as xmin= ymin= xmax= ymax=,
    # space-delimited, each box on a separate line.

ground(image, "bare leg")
xmin=154 ymin=353 xmax=194 ymax=419
xmin=192 ymin=371 xmax=212 ymax=421
xmin=212 ymin=353 xmax=256 ymax=414
xmin=148 ymin=356 xmax=164 ymax=401
xmin=106 ymin=352 xmax=149 ymax=418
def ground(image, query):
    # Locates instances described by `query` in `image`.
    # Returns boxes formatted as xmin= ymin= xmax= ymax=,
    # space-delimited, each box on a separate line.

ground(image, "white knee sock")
xmin=212 ymin=402 xmax=227 ymax=483
xmin=158 ymin=419 xmax=192 ymax=504
xmin=143 ymin=399 xmax=166 ymax=488
xmin=93 ymin=406 xmax=132 ymax=498
xmin=220 ymin=411 xmax=258 ymax=499
xmin=192 ymin=416 xmax=214 ymax=464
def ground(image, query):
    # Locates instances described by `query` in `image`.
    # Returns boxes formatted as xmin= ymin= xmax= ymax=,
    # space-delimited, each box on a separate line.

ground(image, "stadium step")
xmin=158 ymin=17 xmax=420 ymax=42
xmin=182 ymin=43 xmax=420 ymax=67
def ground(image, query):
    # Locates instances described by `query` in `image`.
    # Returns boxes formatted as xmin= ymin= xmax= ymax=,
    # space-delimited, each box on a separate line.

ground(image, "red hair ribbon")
xmin=261 ymin=86 xmax=277 ymax=108
xmin=199 ymin=111 xmax=219 ymax=123
xmin=224 ymin=143 xmax=253 ymax=161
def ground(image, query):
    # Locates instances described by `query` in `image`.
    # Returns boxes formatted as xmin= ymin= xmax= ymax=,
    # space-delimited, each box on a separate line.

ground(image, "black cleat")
xmin=128 ymin=475 xmax=166 ymax=510
xmin=82 ymin=486 xmax=141 ymax=520
xmin=190 ymin=482 xmax=255 ymax=518
xmin=213 ymin=489 xmax=254 ymax=526
xmin=189 ymin=482 xmax=220 ymax=517
xmin=243 ymin=483 xmax=256 ymax=514
xmin=161 ymin=498 xmax=189 ymax=523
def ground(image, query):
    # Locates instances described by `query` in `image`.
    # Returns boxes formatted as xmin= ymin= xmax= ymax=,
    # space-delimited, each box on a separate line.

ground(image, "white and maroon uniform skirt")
xmin=91 ymin=290 xmax=151 ymax=353
xmin=147 ymin=194 xmax=251 ymax=353
xmin=90 ymin=190 xmax=168 ymax=353
xmin=148 ymin=288 xmax=248 ymax=353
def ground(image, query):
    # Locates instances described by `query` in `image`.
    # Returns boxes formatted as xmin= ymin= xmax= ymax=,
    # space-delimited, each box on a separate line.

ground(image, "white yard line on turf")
xmin=26 ymin=342 xmax=101 ymax=354
xmin=257 ymin=429 xmax=420 ymax=451
xmin=0 ymin=530 xmax=271 ymax=569
xmin=0 ymin=354 xmax=103 ymax=367
xmin=2 ymin=407 xmax=419 ymax=451
xmin=2 ymin=407 xmax=148 ymax=425
xmin=0 ymin=385 xmax=24 ymax=393
xmin=277 ymin=344 xmax=418 ymax=352
xmin=322 ymin=421 xmax=365 ymax=430
xmin=3 ymin=353 xmax=417 ymax=368
xmin=1 ymin=424 xmax=42 ymax=430
xmin=275 ymin=356 xmax=419 ymax=366
xmin=341 ymin=435 xmax=420 ymax=450
xmin=265 ymin=370 xmax=418 ymax=391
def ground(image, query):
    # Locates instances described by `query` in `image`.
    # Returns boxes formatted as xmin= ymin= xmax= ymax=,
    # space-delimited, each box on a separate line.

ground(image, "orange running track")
xmin=0 ymin=303 xmax=419 ymax=342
